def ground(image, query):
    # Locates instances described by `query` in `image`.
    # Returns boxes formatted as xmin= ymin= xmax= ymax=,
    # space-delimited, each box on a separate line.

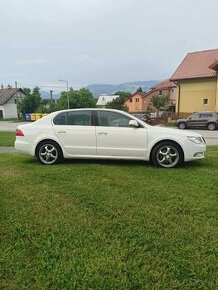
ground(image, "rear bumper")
xmin=15 ymin=140 xmax=35 ymax=156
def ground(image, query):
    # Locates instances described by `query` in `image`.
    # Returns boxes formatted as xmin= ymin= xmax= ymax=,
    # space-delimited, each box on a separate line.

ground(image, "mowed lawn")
xmin=0 ymin=148 xmax=218 ymax=289
xmin=0 ymin=131 xmax=15 ymax=146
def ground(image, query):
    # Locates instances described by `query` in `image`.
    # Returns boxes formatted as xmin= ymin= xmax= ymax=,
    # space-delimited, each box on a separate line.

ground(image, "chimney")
xmin=1 ymin=84 xmax=3 ymax=90
xmin=7 ymin=84 xmax=12 ymax=89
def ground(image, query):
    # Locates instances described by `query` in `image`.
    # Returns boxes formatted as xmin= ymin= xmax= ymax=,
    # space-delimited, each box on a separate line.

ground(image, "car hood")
xmin=147 ymin=125 xmax=203 ymax=138
xmin=176 ymin=118 xmax=187 ymax=123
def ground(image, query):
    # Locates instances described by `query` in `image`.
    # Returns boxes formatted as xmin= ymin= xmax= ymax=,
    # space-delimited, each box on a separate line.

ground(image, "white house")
xmin=0 ymin=88 xmax=25 ymax=119
xmin=96 ymin=95 xmax=119 ymax=107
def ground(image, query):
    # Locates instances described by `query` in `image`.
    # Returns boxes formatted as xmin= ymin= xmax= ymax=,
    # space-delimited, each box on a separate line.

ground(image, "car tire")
xmin=36 ymin=141 xmax=63 ymax=165
xmin=207 ymin=123 xmax=216 ymax=131
xmin=151 ymin=141 xmax=184 ymax=168
xmin=178 ymin=122 xmax=186 ymax=129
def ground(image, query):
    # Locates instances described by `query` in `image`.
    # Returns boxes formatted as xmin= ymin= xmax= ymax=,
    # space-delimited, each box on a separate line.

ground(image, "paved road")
xmin=189 ymin=129 xmax=218 ymax=146
xmin=0 ymin=121 xmax=29 ymax=153
xmin=0 ymin=122 xmax=218 ymax=154
xmin=0 ymin=120 xmax=30 ymax=132
xmin=167 ymin=128 xmax=218 ymax=145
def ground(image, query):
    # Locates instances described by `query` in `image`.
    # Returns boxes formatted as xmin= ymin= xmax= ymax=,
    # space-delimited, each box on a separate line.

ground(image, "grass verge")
xmin=0 ymin=148 xmax=218 ymax=289
xmin=0 ymin=131 xmax=15 ymax=146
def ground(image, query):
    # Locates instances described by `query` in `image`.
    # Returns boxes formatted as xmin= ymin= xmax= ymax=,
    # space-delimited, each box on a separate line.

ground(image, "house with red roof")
xmin=171 ymin=49 xmax=218 ymax=114
xmin=124 ymin=91 xmax=147 ymax=113
xmin=147 ymin=79 xmax=177 ymax=112
xmin=124 ymin=79 xmax=177 ymax=113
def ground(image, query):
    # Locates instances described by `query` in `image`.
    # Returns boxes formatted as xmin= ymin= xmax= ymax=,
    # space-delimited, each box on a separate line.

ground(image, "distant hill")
xmin=40 ymin=80 xmax=160 ymax=99
xmin=86 ymin=80 xmax=160 ymax=97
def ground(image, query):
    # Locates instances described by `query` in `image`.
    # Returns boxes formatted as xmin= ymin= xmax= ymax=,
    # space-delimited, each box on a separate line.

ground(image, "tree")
xmin=136 ymin=87 xmax=143 ymax=93
xmin=114 ymin=91 xmax=131 ymax=101
xmin=56 ymin=88 xmax=96 ymax=110
xmin=105 ymin=91 xmax=130 ymax=111
xmin=149 ymin=94 xmax=169 ymax=112
xmin=18 ymin=87 xmax=41 ymax=114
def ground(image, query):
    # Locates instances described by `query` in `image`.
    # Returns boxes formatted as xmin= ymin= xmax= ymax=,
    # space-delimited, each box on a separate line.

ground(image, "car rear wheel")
xmin=36 ymin=141 xmax=63 ymax=165
xmin=151 ymin=141 xmax=183 ymax=168
xmin=178 ymin=122 xmax=186 ymax=129
xmin=207 ymin=123 xmax=216 ymax=131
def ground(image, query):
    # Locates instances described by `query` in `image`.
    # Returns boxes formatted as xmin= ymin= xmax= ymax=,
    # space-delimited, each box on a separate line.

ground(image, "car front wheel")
xmin=178 ymin=122 xmax=186 ymax=129
xmin=151 ymin=141 xmax=183 ymax=168
xmin=36 ymin=141 xmax=63 ymax=165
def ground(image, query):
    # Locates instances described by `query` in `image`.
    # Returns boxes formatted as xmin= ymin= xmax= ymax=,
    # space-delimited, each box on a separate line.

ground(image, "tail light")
xmin=16 ymin=129 xmax=24 ymax=136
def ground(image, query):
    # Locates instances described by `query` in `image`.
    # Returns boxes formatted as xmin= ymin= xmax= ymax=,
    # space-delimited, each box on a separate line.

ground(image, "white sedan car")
xmin=15 ymin=108 xmax=206 ymax=168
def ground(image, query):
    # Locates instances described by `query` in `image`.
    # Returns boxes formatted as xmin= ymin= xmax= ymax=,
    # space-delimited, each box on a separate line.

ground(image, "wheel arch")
xmin=149 ymin=139 xmax=184 ymax=163
xmin=35 ymin=138 xmax=64 ymax=157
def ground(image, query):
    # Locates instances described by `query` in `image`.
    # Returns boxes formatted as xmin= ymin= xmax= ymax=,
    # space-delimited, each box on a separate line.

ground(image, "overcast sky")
xmin=0 ymin=0 xmax=217 ymax=90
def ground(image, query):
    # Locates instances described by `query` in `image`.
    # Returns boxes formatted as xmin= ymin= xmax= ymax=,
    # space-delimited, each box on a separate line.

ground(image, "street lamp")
xmin=59 ymin=79 xmax=69 ymax=109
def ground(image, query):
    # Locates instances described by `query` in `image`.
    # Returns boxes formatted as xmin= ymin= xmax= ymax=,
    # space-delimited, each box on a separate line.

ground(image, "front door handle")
xmin=98 ymin=132 xmax=107 ymax=135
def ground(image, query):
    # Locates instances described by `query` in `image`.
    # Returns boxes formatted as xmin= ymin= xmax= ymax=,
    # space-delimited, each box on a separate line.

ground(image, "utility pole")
xmin=50 ymin=90 xmax=53 ymax=101
xmin=15 ymin=81 xmax=19 ymax=119
xmin=59 ymin=80 xmax=69 ymax=109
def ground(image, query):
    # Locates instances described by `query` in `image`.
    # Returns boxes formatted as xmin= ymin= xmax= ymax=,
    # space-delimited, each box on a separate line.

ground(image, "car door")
xmin=52 ymin=110 xmax=96 ymax=156
xmin=186 ymin=113 xmax=200 ymax=128
xmin=96 ymin=110 xmax=148 ymax=159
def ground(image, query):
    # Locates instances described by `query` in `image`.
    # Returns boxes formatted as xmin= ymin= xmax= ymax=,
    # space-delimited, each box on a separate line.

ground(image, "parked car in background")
xmin=15 ymin=108 xmax=206 ymax=168
xmin=176 ymin=112 xmax=218 ymax=131
xmin=132 ymin=113 xmax=152 ymax=124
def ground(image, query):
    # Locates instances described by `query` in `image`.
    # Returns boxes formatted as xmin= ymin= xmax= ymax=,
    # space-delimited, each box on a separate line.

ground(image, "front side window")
xmin=97 ymin=111 xmax=131 ymax=127
xmin=190 ymin=113 xmax=199 ymax=119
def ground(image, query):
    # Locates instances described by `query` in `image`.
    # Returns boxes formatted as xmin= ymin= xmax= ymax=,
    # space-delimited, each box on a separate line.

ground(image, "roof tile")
xmin=171 ymin=49 xmax=218 ymax=81
xmin=0 ymin=88 xmax=21 ymax=105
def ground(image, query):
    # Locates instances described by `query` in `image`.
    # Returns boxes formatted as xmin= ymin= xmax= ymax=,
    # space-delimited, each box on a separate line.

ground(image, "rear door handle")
xmin=58 ymin=130 xmax=66 ymax=133
xmin=98 ymin=132 xmax=107 ymax=135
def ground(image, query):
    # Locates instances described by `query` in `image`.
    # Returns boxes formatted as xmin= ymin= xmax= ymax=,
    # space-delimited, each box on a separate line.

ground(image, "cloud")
xmin=15 ymin=59 xmax=47 ymax=66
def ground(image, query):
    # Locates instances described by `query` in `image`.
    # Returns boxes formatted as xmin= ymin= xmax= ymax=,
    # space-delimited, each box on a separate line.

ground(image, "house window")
xmin=159 ymin=90 xmax=162 ymax=95
xmin=203 ymin=98 xmax=208 ymax=105
xmin=14 ymin=99 xmax=17 ymax=104
xmin=135 ymin=98 xmax=140 ymax=102
xmin=130 ymin=98 xmax=132 ymax=102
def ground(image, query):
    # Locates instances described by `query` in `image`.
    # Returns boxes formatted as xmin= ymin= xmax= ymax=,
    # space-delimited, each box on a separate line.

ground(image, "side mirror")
xmin=129 ymin=120 xmax=139 ymax=127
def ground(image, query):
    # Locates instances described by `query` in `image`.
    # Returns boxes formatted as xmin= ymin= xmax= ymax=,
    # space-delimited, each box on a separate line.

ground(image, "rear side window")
xmin=53 ymin=113 xmax=67 ymax=125
xmin=199 ymin=113 xmax=213 ymax=118
xmin=53 ymin=111 xmax=92 ymax=126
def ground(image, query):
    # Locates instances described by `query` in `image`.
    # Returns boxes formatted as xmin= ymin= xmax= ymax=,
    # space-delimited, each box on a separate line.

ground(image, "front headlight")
xmin=188 ymin=136 xmax=204 ymax=144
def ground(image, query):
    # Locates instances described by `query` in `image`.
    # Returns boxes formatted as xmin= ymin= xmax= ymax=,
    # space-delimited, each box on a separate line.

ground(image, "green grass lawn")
xmin=0 ymin=148 xmax=218 ymax=289
xmin=0 ymin=131 xmax=15 ymax=146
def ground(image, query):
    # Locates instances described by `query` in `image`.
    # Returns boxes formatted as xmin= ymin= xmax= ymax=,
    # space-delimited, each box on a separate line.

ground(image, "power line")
xmin=17 ymin=82 xmax=68 ymax=89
